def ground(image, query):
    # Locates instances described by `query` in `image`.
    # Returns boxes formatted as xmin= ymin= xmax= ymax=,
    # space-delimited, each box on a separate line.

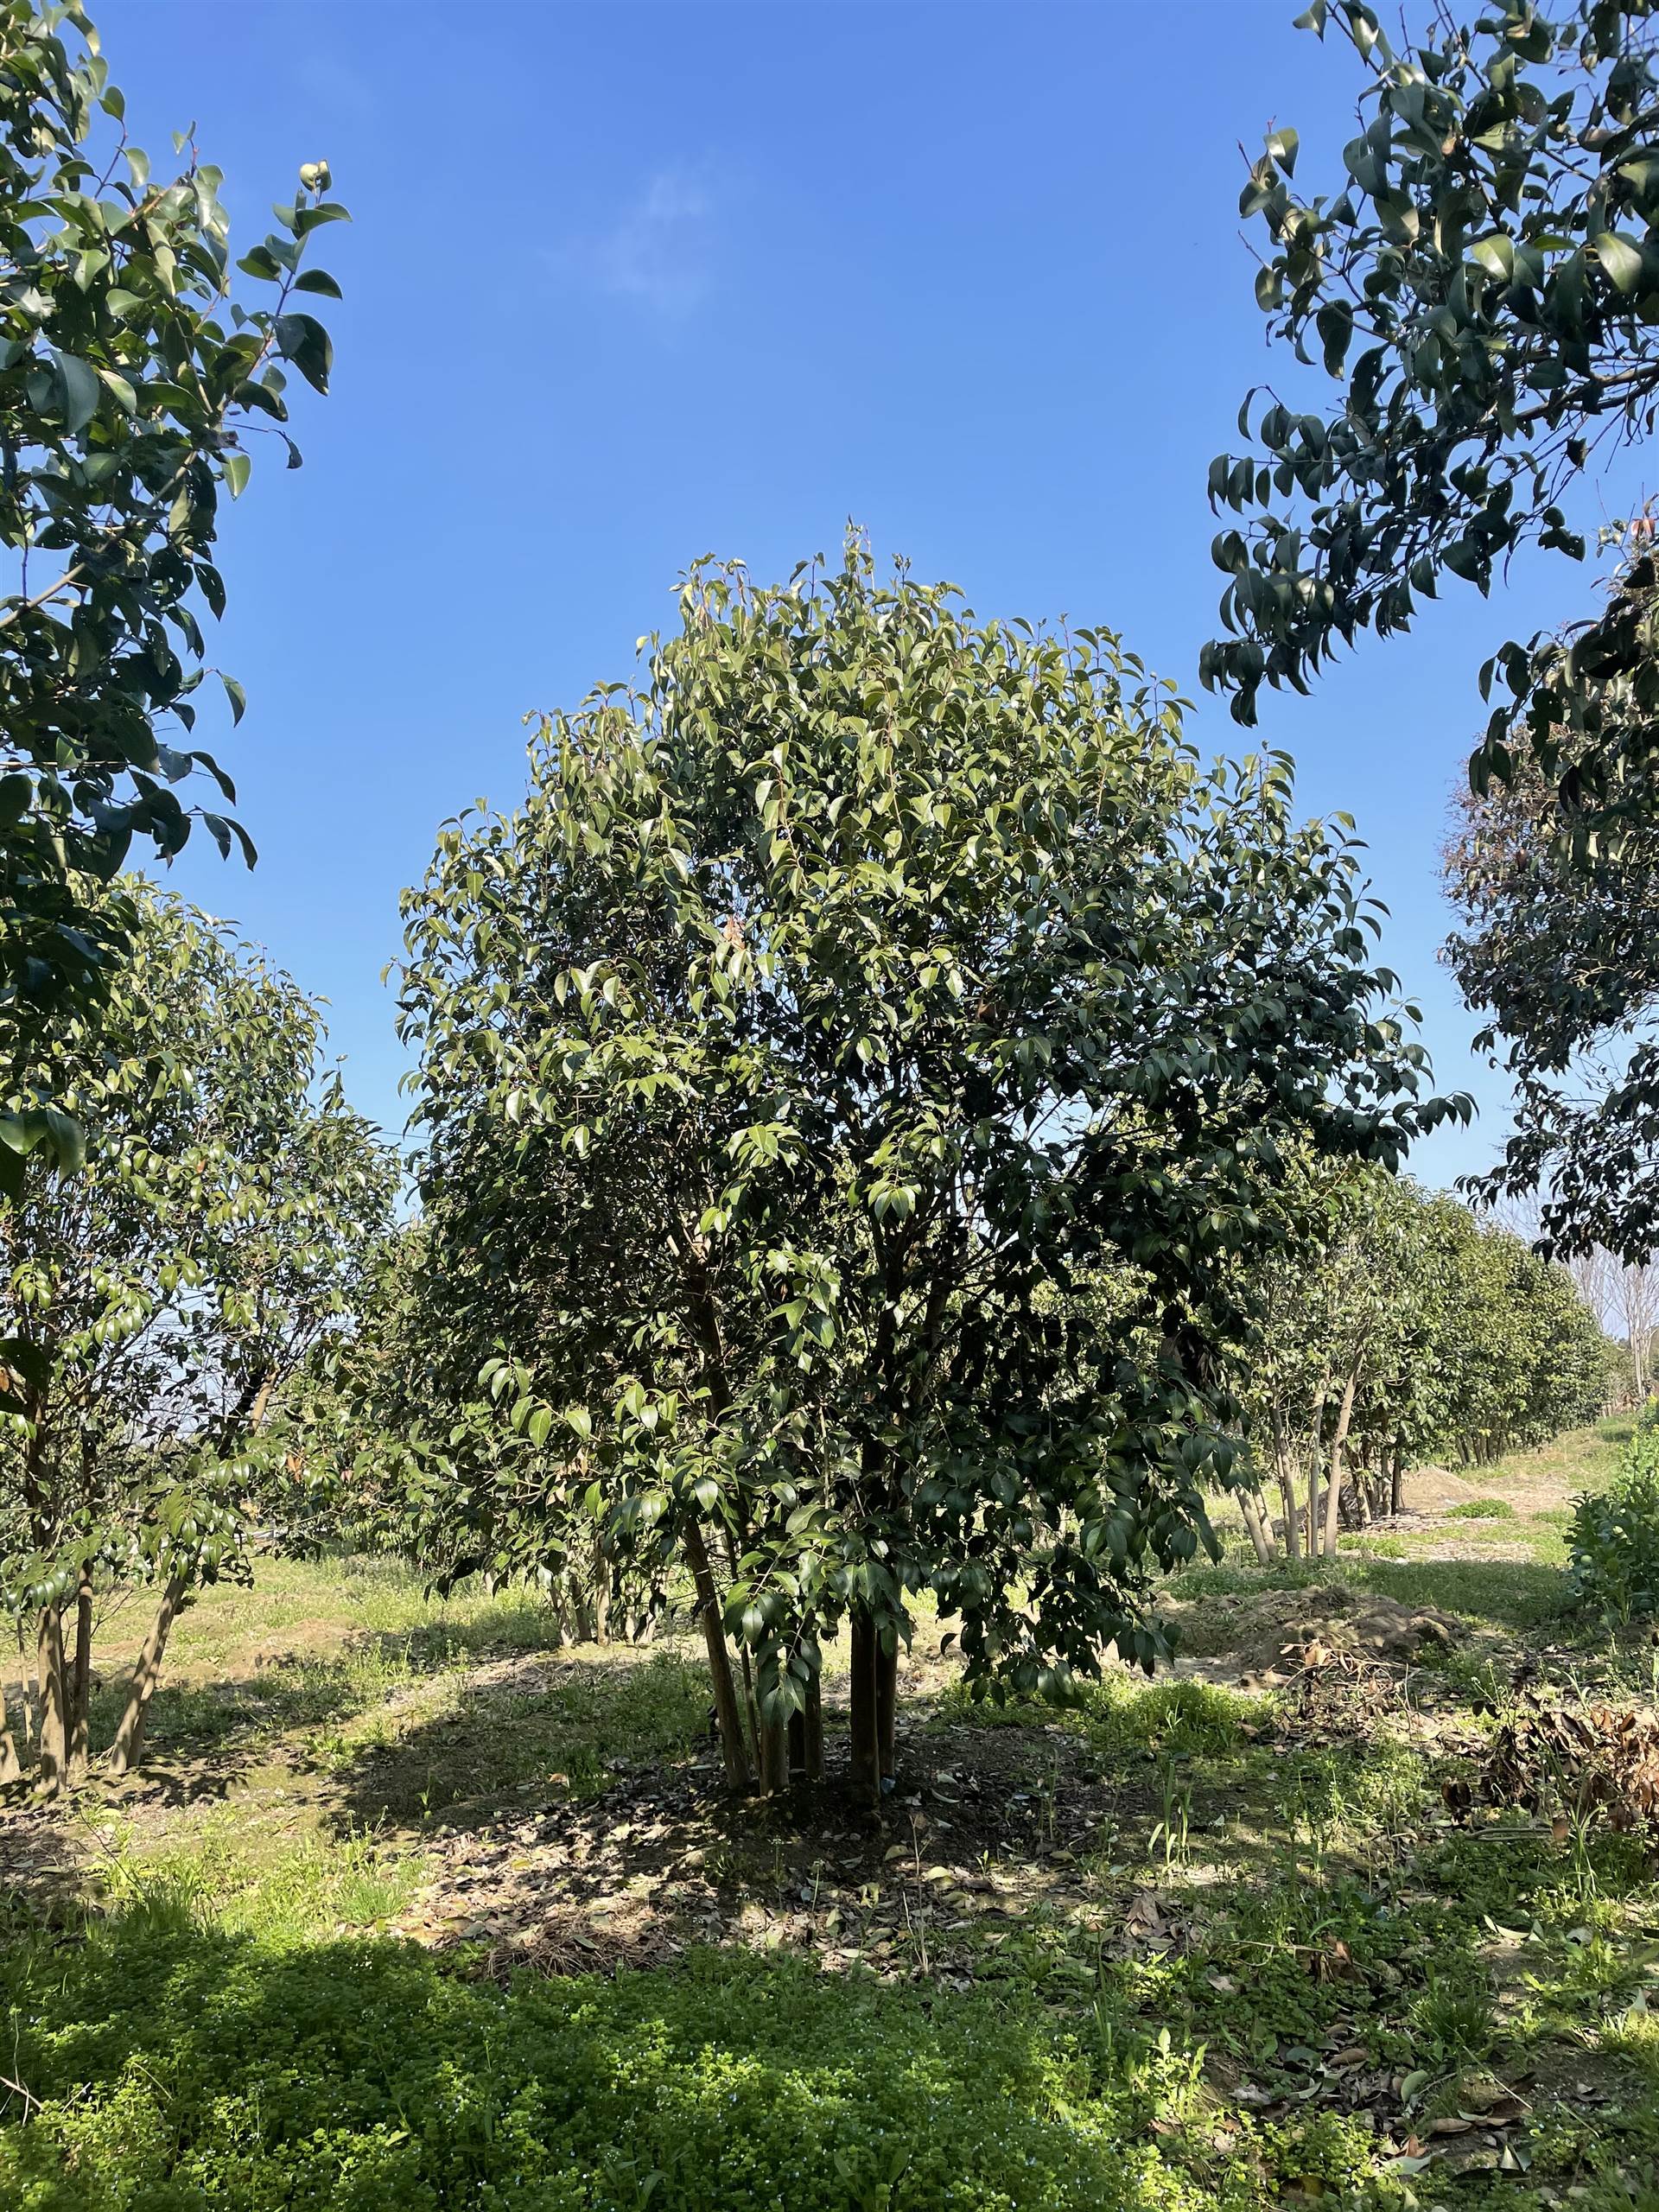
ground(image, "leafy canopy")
xmin=1203 ymin=0 xmax=1659 ymax=769
xmin=0 ymin=880 xmax=397 ymax=1620
xmin=0 ymin=0 xmax=346 ymax=1182
xmin=396 ymin=539 xmax=1466 ymax=1714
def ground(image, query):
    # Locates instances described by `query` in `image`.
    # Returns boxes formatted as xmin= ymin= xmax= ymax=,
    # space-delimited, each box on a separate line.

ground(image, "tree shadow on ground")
xmin=0 ymin=1906 xmax=1194 ymax=2211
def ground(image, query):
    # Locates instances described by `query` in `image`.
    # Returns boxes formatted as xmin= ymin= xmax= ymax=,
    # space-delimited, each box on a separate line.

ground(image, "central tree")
xmin=397 ymin=542 xmax=1465 ymax=1798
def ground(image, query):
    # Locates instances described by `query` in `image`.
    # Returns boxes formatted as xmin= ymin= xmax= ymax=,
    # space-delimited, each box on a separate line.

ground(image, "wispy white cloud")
xmin=555 ymin=167 xmax=721 ymax=321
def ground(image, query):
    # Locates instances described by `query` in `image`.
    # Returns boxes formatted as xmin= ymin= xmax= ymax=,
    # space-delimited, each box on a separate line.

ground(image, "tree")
xmin=1445 ymin=633 xmax=1659 ymax=1259
xmin=1205 ymin=0 xmax=1659 ymax=748
xmin=0 ymin=881 xmax=396 ymax=1784
xmin=0 ymin=0 xmax=348 ymax=1192
xmin=1228 ymin=1166 xmax=1610 ymax=1560
xmin=396 ymin=538 xmax=1465 ymax=1801
xmin=1205 ymin=0 xmax=1659 ymax=1257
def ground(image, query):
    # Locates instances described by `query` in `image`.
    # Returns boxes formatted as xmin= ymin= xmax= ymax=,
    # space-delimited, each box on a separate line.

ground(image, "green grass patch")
xmin=0 ymin=1910 xmax=1236 ymax=2212
xmin=1445 ymin=1497 xmax=1519 ymax=1522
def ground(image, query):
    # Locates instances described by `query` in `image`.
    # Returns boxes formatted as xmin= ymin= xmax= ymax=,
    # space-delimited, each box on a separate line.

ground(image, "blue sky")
xmin=99 ymin=0 xmax=1652 ymax=1189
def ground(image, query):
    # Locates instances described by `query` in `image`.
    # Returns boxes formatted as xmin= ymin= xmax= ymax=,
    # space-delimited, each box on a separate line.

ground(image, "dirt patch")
xmin=1400 ymin=1465 xmax=1483 ymax=1514
xmin=392 ymin=1715 xmax=1162 ymax=1982
xmin=1162 ymin=1586 xmax=1459 ymax=1686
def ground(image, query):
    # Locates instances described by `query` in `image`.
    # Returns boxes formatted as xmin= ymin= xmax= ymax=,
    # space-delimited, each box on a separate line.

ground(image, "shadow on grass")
xmin=328 ymin=1645 xmax=712 ymax=1832
xmin=0 ymin=1905 xmax=1198 ymax=2212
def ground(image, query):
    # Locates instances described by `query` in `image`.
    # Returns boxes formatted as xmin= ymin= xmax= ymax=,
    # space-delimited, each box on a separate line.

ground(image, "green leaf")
xmin=293 ymin=268 xmax=342 ymax=300
xmin=223 ymin=450 xmax=251 ymax=499
xmin=1594 ymin=232 xmax=1645 ymax=295
xmin=220 ymin=673 xmax=247 ymax=724
xmin=53 ymin=350 xmax=100 ymax=433
xmin=274 ymin=311 xmax=332 ymax=395
xmin=41 ymin=1106 xmax=86 ymax=1174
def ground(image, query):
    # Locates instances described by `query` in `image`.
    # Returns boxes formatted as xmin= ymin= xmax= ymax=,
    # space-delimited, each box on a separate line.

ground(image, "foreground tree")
xmin=0 ymin=884 xmax=396 ymax=1784
xmin=0 ymin=0 xmax=348 ymax=1192
xmin=397 ymin=540 xmax=1465 ymax=1800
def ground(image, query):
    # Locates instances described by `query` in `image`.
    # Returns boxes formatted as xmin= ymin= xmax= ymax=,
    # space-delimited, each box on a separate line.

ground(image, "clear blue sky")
xmin=99 ymin=0 xmax=1651 ymax=1190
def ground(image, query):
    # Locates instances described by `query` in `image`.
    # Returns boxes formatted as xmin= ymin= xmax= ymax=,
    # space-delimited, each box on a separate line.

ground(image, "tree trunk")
xmin=1276 ymin=1461 xmax=1301 ymax=1560
xmin=67 ymin=1577 xmax=92 ymax=1777
xmin=1239 ymin=1485 xmax=1275 ymax=1566
xmin=849 ymin=1609 xmax=880 ymax=1806
xmin=1304 ymin=1376 xmax=1330 ymax=1555
xmin=1390 ymin=1442 xmax=1405 ymax=1518
xmin=875 ymin=1630 xmax=897 ymax=1785
xmin=1322 ymin=1362 xmax=1362 ymax=1559
xmin=681 ymin=1521 xmax=750 ymax=1789
xmin=35 ymin=1607 xmax=67 ymax=1790
xmin=592 ymin=1543 xmax=611 ymax=1648
xmin=803 ymin=1667 xmax=823 ymax=1782
xmin=109 ymin=1570 xmax=188 ymax=1776
xmin=759 ymin=1705 xmax=790 ymax=1794
xmin=0 ymin=1672 xmax=19 ymax=1784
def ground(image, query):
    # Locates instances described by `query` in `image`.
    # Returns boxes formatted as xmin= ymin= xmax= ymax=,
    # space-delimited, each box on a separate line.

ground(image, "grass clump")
xmin=1086 ymin=1675 xmax=1256 ymax=1760
xmin=1446 ymin=1496 xmax=1519 ymax=1522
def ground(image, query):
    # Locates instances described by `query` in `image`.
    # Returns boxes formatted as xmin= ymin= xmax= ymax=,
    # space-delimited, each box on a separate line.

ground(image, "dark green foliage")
xmin=1568 ymin=1421 xmax=1659 ymax=1621
xmin=391 ymin=537 xmax=1465 ymax=1764
xmin=0 ymin=0 xmax=346 ymax=1182
xmin=1204 ymin=0 xmax=1659 ymax=740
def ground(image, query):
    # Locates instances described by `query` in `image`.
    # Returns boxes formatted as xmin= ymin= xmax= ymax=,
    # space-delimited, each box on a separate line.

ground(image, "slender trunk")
xmin=592 ymin=1542 xmax=611 ymax=1648
xmin=803 ymin=1666 xmax=823 ymax=1782
xmin=737 ymin=1642 xmax=762 ymax=1771
xmin=1239 ymin=1485 xmax=1275 ymax=1567
xmin=67 ymin=1578 xmax=92 ymax=1777
xmin=16 ymin=1618 xmax=34 ymax=1747
xmin=1267 ymin=1412 xmax=1300 ymax=1560
xmin=787 ymin=1705 xmax=806 ymax=1783
xmin=875 ymin=1632 xmax=897 ymax=1784
xmin=849 ymin=1609 xmax=880 ymax=1806
xmin=1276 ymin=1460 xmax=1301 ymax=1560
xmin=759 ymin=1704 xmax=790 ymax=1794
xmin=35 ymin=1607 xmax=67 ymax=1790
xmin=1304 ymin=1376 xmax=1330 ymax=1555
xmin=681 ymin=1520 xmax=750 ymax=1789
xmin=1322 ymin=1362 xmax=1362 ymax=1559
xmin=0 ymin=1673 xmax=18 ymax=1784
xmin=108 ymin=1570 xmax=188 ymax=1776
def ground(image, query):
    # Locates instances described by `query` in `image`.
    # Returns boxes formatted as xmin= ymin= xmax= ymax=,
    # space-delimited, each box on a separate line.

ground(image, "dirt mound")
xmin=1397 ymin=1464 xmax=1477 ymax=1514
xmin=1164 ymin=1585 xmax=1459 ymax=1686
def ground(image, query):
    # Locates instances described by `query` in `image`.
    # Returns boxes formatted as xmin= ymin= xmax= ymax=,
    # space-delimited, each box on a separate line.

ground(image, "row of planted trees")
xmin=1225 ymin=1164 xmax=1613 ymax=1564
xmin=3 ymin=546 xmax=1622 ymax=1807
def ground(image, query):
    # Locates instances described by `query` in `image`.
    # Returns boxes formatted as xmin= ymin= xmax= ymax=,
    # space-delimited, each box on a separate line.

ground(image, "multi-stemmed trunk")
xmin=1238 ymin=1484 xmax=1274 ymax=1566
xmin=1320 ymin=1360 xmax=1363 ymax=1559
xmin=848 ymin=1609 xmax=897 ymax=1808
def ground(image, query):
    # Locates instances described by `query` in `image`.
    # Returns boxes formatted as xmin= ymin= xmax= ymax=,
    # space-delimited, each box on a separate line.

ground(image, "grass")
xmin=6 ymin=1429 xmax=1659 ymax=2209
